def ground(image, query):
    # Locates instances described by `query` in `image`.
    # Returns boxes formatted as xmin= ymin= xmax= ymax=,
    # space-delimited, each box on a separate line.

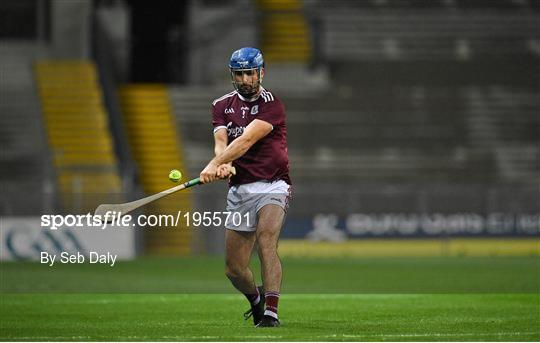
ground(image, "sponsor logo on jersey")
xmin=227 ymin=121 xmax=245 ymax=138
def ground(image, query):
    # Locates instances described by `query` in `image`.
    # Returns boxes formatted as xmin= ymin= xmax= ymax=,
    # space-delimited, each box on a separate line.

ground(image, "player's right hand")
xmin=216 ymin=163 xmax=233 ymax=179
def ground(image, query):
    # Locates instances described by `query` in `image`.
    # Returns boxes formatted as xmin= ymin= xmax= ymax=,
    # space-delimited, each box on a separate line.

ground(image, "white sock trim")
xmin=252 ymin=294 xmax=261 ymax=305
xmin=264 ymin=310 xmax=278 ymax=319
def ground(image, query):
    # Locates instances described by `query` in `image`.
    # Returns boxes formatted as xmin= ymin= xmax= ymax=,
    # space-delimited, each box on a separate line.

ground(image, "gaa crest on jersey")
xmin=240 ymin=106 xmax=249 ymax=118
xmin=225 ymin=108 xmax=235 ymax=114
xmin=250 ymin=105 xmax=259 ymax=115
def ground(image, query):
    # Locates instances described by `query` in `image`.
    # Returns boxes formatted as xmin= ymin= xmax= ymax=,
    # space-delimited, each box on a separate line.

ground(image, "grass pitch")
xmin=2 ymin=294 xmax=538 ymax=341
xmin=1 ymin=256 xmax=539 ymax=341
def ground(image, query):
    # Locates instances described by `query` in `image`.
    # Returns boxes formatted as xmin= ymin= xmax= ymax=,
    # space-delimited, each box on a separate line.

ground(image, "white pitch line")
xmin=10 ymin=332 xmax=537 ymax=341
xmin=5 ymin=293 xmax=445 ymax=305
xmin=14 ymin=336 xmax=92 ymax=340
xmin=326 ymin=331 xmax=538 ymax=339
xmin=282 ymin=294 xmax=425 ymax=299
xmin=5 ymin=294 xmax=245 ymax=305
xmin=234 ymin=335 xmax=283 ymax=338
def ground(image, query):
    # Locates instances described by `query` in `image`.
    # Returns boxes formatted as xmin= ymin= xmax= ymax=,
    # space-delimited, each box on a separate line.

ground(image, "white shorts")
xmin=225 ymin=180 xmax=291 ymax=232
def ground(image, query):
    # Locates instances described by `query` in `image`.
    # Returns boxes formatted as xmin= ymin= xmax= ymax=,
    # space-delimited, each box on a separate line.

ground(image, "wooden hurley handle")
xmin=95 ymin=166 xmax=237 ymax=222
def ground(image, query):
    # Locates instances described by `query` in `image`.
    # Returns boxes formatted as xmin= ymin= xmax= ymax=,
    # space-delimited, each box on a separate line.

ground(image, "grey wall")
xmin=50 ymin=0 xmax=92 ymax=59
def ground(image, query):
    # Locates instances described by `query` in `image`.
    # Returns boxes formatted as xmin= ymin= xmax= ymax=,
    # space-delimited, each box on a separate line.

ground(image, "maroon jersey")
xmin=212 ymin=88 xmax=291 ymax=186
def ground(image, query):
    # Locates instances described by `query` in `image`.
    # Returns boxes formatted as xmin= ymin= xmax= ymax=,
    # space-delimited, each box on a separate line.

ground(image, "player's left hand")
xmin=200 ymin=162 xmax=219 ymax=183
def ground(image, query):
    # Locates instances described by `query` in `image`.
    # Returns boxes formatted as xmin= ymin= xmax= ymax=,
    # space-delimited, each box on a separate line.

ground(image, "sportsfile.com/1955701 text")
xmin=40 ymin=211 xmax=249 ymax=230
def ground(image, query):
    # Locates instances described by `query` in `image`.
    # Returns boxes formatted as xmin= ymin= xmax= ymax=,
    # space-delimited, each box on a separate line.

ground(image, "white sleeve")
xmin=213 ymin=125 xmax=227 ymax=134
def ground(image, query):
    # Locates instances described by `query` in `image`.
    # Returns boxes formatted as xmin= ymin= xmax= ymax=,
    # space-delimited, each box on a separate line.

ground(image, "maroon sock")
xmin=244 ymin=287 xmax=260 ymax=306
xmin=264 ymin=291 xmax=280 ymax=319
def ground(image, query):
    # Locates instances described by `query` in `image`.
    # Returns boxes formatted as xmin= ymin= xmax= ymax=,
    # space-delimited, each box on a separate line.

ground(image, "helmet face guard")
xmin=229 ymin=67 xmax=263 ymax=99
xmin=228 ymin=47 xmax=265 ymax=99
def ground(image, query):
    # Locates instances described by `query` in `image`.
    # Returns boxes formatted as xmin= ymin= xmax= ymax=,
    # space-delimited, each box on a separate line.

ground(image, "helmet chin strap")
xmin=235 ymin=80 xmax=262 ymax=100
xmin=238 ymin=87 xmax=258 ymax=99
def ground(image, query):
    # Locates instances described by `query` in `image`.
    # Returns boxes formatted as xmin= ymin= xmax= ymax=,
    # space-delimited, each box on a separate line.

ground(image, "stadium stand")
xmin=258 ymin=0 xmax=312 ymax=63
xmin=0 ymin=43 xmax=52 ymax=215
xmin=35 ymin=61 xmax=123 ymax=214
xmin=119 ymin=84 xmax=192 ymax=255
xmin=171 ymin=0 xmax=539 ymax=220
xmin=309 ymin=0 xmax=539 ymax=62
xmin=1 ymin=0 xmax=537 ymax=246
